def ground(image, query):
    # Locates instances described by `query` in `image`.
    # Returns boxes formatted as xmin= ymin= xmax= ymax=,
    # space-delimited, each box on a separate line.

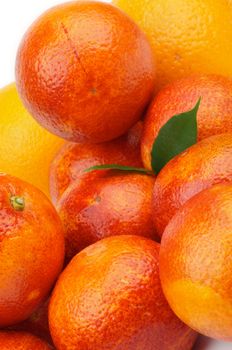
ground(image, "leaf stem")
xmin=84 ymin=164 xmax=154 ymax=176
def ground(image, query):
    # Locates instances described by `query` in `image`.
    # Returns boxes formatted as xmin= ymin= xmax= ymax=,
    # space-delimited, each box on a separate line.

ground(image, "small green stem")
xmin=10 ymin=196 xmax=25 ymax=211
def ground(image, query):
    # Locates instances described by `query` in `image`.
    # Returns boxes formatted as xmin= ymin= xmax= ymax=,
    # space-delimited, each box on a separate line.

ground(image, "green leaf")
xmin=84 ymin=164 xmax=153 ymax=175
xmin=151 ymin=98 xmax=201 ymax=174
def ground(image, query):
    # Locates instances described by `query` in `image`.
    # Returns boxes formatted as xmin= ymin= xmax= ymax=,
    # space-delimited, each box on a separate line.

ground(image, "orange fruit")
xmin=0 ymin=84 xmax=64 ymax=197
xmin=141 ymin=75 xmax=232 ymax=169
xmin=8 ymin=299 xmax=52 ymax=345
xmin=160 ymin=183 xmax=232 ymax=341
xmin=0 ymin=331 xmax=52 ymax=350
xmin=113 ymin=0 xmax=232 ymax=91
xmin=0 ymin=173 xmax=64 ymax=327
xmin=50 ymin=121 xmax=143 ymax=204
xmin=16 ymin=1 xmax=155 ymax=143
xmin=57 ymin=170 xmax=157 ymax=261
xmin=152 ymin=133 xmax=232 ymax=236
xmin=49 ymin=235 xmax=197 ymax=350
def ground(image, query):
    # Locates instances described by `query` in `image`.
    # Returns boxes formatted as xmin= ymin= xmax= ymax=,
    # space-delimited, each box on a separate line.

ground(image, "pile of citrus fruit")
xmin=0 ymin=1 xmax=231 ymax=349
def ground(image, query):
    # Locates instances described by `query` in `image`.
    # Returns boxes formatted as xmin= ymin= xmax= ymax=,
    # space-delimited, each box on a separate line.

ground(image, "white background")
xmin=0 ymin=1 xmax=231 ymax=349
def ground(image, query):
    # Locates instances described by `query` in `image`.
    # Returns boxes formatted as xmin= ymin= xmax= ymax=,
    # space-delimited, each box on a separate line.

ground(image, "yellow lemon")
xmin=0 ymin=83 xmax=64 ymax=197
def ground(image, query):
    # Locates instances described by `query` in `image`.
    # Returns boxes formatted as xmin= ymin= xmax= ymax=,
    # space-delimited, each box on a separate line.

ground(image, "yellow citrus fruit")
xmin=0 ymin=84 xmax=64 ymax=197
xmin=113 ymin=0 xmax=232 ymax=90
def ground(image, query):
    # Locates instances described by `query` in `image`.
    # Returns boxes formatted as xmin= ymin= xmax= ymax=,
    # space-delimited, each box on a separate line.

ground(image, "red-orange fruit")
xmin=152 ymin=133 xmax=232 ymax=236
xmin=50 ymin=121 xmax=144 ymax=204
xmin=141 ymin=75 xmax=232 ymax=169
xmin=49 ymin=235 xmax=197 ymax=350
xmin=160 ymin=183 xmax=232 ymax=341
xmin=8 ymin=299 xmax=52 ymax=345
xmin=0 ymin=173 xmax=64 ymax=327
xmin=16 ymin=1 xmax=155 ymax=143
xmin=57 ymin=170 xmax=156 ymax=260
xmin=0 ymin=331 xmax=52 ymax=350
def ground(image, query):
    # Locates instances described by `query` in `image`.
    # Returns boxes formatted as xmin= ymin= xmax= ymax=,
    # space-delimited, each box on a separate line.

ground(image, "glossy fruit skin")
xmin=0 ymin=84 xmax=64 ymax=197
xmin=57 ymin=170 xmax=157 ymax=261
xmin=113 ymin=0 xmax=232 ymax=91
xmin=50 ymin=121 xmax=143 ymax=204
xmin=0 ymin=174 xmax=64 ymax=327
xmin=152 ymin=133 xmax=232 ymax=236
xmin=0 ymin=331 xmax=52 ymax=350
xmin=16 ymin=1 xmax=155 ymax=143
xmin=141 ymin=75 xmax=232 ymax=169
xmin=160 ymin=183 xmax=232 ymax=341
xmin=49 ymin=235 xmax=197 ymax=350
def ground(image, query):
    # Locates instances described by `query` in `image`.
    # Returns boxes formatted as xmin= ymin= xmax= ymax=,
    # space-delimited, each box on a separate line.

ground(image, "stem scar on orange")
xmin=0 ymin=173 xmax=65 ymax=328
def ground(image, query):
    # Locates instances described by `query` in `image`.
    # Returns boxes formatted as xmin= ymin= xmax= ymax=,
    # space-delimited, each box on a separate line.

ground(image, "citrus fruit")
xmin=0 ymin=84 xmax=64 ymax=197
xmin=113 ymin=0 xmax=232 ymax=91
xmin=9 ymin=299 xmax=52 ymax=345
xmin=57 ymin=170 xmax=156 ymax=260
xmin=0 ymin=331 xmax=52 ymax=350
xmin=0 ymin=173 xmax=64 ymax=327
xmin=152 ymin=133 xmax=232 ymax=236
xmin=141 ymin=75 xmax=232 ymax=169
xmin=49 ymin=235 xmax=197 ymax=350
xmin=50 ymin=121 xmax=143 ymax=204
xmin=160 ymin=183 xmax=232 ymax=341
xmin=16 ymin=1 xmax=155 ymax=143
